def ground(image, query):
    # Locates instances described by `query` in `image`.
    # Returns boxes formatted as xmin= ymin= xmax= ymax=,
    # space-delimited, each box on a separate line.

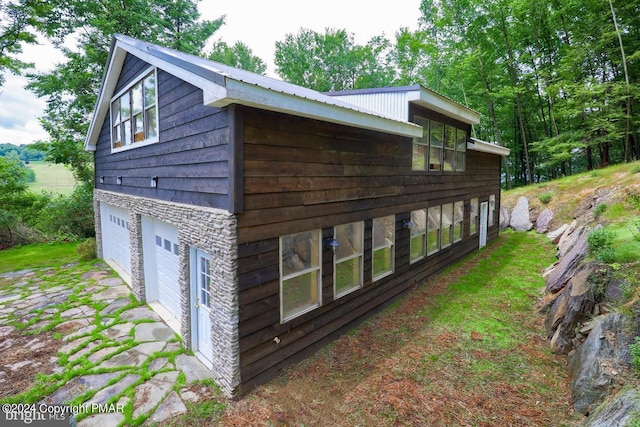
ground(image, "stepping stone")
xmin=102 ymin=322 xmax=134 ymax=340
xmin=25 ymin=337 xmax=46 ymax=351
xmin=56 ymin=318 xmax=91 ymax=332
xmin=60 ymin=305 xmax=95 ymax=318
xmin=100 ymin=298 xmax=131 ymax=316
xmin=0 ymin=325 xmax=15 ymax=338
xmin=134 ymin=322 xmax=175 ymax=342
xmin=98 ymin=277 xmax=124 ymax=287
xmin=45 ymin=372 xmax=121 ymax=404
xmin=132 ymin=371 xmax=180 ymax=418
xmin=64 ymin=324 xmax=96 ymax=341
xmin=148 ymin=357 xmax=169 ymax=372
xmin=7 ymin=360 xmax=41 ymax=371
xmin=0 ymin=338 xmax=14 ymax=351
xmin=175 ymin=354 xmax=211 ymax=383
xmin=0 ymin=293 xmax=20 ymax=304
xmin=91 ymin=284 xmax=129 ymax=302
xmin=87 ymin=346 xmax=122 ymax=363
xmin=120 ymin=307 xmax=161 ymax=322
xmin=81 ymin=271 xmax=109 ymax=280
xmin=99 ymin=342 xmax=166 ymax=369
xmin=77 ymin=411 xmax=125 ymax=427
xmin=68 ymin=340 xmax=101 ymax=362
xmin=86 ymin=374 xmax=140 ymax=406
xmin=145 ymin=391 xmax=187 ymax=424
xmin=0 ymin=269 xmax=34 ymax=279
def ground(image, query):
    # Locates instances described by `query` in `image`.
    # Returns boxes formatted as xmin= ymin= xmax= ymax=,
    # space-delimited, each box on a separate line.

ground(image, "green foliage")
xmin=208 ymin=41 xmax=266 ymax=74
xmin=76 ymin=237 xmax=97 ymax=260
xmin=630 ymin=336 xmax=640 ymax=374
xmin=0 ymin=143 xmax=45 ymax=162
xmin=37 ymin=183 xmax=95 ymax=240
xmin=539 ymin=191 xmax=553 ymax=204
xmin=593 ymin=203 xmax=608 ymax=219
xmin=0 ymin=241 xmax=79 ymax=273
xmin=631 ymin=166 xmax=640 ymax=174
xmin=587 ymin=228 xmax=615 ymax=262
xmin=626 ymin=188 xmax=640 ymax=210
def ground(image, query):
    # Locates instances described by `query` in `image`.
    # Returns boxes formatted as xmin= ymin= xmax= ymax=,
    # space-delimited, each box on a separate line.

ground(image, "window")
xmin=412 ymin=115 xmax=467 ymax=172
xmin=199 ymin=255 xmax=212 ymax=308
xmin=427 ymin=206 xmax=441 ymax=255
xmin=111 ymin=69 xmax=158 ymax=151
xmin=334 ymin=222 xmax=364 ymax=298
xmin=410 ymin=209 xmax=427 ymax=263
xmin=470 ymin=198 xmax=479 ymax=235
xmin=372 ymin=216 xmax=395 ymax=281
xmin=412 ymin=117 xmax=429 ymax=171
xmin=429 ymin=121 xmax=444 ymax=171
xmin=444 ymin=125 xmax=455 ymax=171
xmin=454 ymin=201 xmax=464 ymax=242
xmin=456 ymin=130 xmax=466 ymax=171
xmin=280 ymin=230 xmax=322 ymax=322
xmin=441 ymin=203 xmax=454 ymax=249
xmin=489 ymin=194 xmax=496 ymax=227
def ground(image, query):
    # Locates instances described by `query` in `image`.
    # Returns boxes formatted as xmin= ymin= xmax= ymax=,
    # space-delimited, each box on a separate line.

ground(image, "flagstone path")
xmin=0 ymin=262 xmax=218 ymax=426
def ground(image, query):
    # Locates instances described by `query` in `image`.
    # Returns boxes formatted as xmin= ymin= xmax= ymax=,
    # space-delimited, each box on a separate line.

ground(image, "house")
xmin=84 ymin=34 xmax=510 ymax=398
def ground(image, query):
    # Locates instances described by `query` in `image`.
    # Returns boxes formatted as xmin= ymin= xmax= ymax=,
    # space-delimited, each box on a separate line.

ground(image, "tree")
xmin=0 ymin=155 xmax=38 ymax=243
xmin=208 ymin=40 xmax=267 ymax=74
xmin=26 ymin=0 xmax=224 ymax=185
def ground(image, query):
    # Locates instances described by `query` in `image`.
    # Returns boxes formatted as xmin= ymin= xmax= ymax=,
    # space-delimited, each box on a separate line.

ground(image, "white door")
xmin=479 ymin=201 xmax=488 ymax=249
xmin=100 ymin=204 xmax=131 ymax=277
xmin=191 ymin=249 xmax=213 ymax=367
xmin=143 ymin=218 xmax=181 ymax=321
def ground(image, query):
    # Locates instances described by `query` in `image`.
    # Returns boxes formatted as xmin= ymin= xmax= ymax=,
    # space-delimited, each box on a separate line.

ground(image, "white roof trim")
xmin=468 ymin=138 xmax=510 ymax=156
xmin=85 ymin=36 xmax=422 ymax=151
xmin=409 ymin=88 xmax=480 ymax=125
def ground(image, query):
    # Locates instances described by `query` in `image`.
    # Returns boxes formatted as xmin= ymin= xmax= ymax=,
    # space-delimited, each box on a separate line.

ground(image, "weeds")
xmin=593 ymin=202 xmax=608 ymax=219
xmin=539 ymin=191 xmax=553 ymax=204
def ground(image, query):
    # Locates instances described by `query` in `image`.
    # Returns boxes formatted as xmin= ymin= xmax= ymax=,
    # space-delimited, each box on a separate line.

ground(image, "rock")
xmin=134 ymin=322 xmax=176 ymax=342
xmin=557 ymin=222 xmax=584 ymax=258
xmin=174 ymin=354 xmax=211 ymax=383
xmin=547 ymin=223 xmax=569 ymax=244
xmin=583 ymin=388 xmax=640 ymax=427
xmin=145 ymin=391 xmax=187 ymax=424
xmin=545 ymin=232 xmax=589 ymax=294
xmin=535 ymin=208 xmax=554 ymax=234
xmin=499 ymin=207 xmax=510 ymax=230
xmin=568 ymin=313 xmax=634 ymax=415
xmin=509 ymin=197 xmax=533 ymax=231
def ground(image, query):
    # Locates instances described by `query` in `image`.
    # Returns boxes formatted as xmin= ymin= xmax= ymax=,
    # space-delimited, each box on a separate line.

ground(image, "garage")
xmin=100 ymin=203 xmax=131 ymax=280
xmin=142 ymin=217 xmax=181 ymax=325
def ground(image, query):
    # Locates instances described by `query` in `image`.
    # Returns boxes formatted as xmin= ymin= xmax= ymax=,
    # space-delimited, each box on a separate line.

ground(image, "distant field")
xmin=26 ymin=161 xmax=76 ymax=195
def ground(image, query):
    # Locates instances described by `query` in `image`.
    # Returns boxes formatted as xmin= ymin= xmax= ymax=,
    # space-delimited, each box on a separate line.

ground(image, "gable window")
xmin=441 ymin=203 xmax=454 ymax=249
xmin=429 ymin=121 xmax=444 ymax=171
xmin=334 ymin=222 xmax=364 ymax=298
xmin=427 ymin=206 xmax=441 ymax=255
xmin=372 ymin=216 xmax=395 ymax=281
xmin=280 ymin=230 xmax=321 ymax=322
xmin=410 ymin=209 xmax=427 ymax=263
xmin=456 ymin=130 xmax=466 ymax=171
xmin=412 ymin=115 xmax=467 ymax=172
xmin=412 ymin=117 xmax=429 ymax=171
xmin=111 ymin=69 xmax=158 ymax=151
xmin=470 ymin=198 xmax=479 ymax=235
xmin=454 ymin=201 xmax=464 ymax=242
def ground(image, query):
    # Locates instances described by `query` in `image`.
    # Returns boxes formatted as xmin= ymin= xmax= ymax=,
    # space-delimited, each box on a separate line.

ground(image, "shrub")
xmin=626 ymin=188 xmax=640 ymax=210
xmin=630 ymin=165 xmax=640 ymax=174
xmin=539 ymin=191 xmax=553 ymax=204
xmin=76 ymin=237 xmax=97 ymax=260
xmin=587 ymin=228 xmax=615 ymax=262
xmin=593 ymin=202 xmax=608 ymax=219
xmin=630 ymin=336 xmax=640 ymax=373
xmin=37 ymin=183 xmax=95 ymax=240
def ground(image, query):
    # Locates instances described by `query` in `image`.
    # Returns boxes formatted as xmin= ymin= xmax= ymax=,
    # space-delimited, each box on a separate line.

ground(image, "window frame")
xmin=411 ymin=114 xmax=467 ymax=173
xmin=489 ymin=194 xmax=496 ymax=227
xmin=412 ymin=117 xmax=429 ymax=171
xmin=454 ymin=201 xmax=464 ymax=242
xmin=440 ymin=203 xmax=454 ymax=249
xmin=372 ymin=216 xmax=395 ymax=281
xmin=409 ymin=209 xmax=427 ymax=264
xmin=427 ymin=205 xmax=442 ymax=256
xmin=110 ymin=67 xmax=159 ymax=153
xmin=333 ymin=221 xmax=364 ymax=299
xmin=470 ymin=198 xmax=479 ymax=235
xmin=279 ymin=229 xmax=322 ymax=323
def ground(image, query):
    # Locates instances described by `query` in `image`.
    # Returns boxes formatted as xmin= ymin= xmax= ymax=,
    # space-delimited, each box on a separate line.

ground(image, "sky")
xmin=0 ymin=0 xmax=421 ymax=146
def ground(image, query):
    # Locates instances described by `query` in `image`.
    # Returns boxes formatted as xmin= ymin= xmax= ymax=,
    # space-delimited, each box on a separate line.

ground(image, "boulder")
xmin=509 ymin=197 xmax=533 ymax=231
xmin=545 ymin=232 xmax=589 ymax=294
xmin=545 ymin=261 xmax=597 ymax=354
xmin=547 ymin=223 xmax=569 ymax=244
xmin=583 ymin=388 xmax=640 ymax=427
xmin=568 ymin=313 xmax=634 ymax=415
xmin=535 ymin=208 xmax=554 ymax=234
xmin=557 ymin=221 xmax=582 ymax=258
xmin=499 ymin=206 xmax=510 ymax=230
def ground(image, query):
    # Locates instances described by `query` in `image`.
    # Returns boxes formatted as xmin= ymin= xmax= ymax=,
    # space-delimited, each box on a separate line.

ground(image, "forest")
xmin=0 ymin=0 xmax=638 ymax=245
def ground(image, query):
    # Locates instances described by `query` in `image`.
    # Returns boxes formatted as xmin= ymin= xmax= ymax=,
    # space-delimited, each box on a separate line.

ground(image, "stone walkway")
xmin=0 ymin=263 xmax=216 ymax=426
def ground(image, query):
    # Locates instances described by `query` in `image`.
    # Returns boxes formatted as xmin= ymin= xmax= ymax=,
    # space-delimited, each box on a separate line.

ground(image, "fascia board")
xmin=468 ymin=138 xmax=510 ymax=156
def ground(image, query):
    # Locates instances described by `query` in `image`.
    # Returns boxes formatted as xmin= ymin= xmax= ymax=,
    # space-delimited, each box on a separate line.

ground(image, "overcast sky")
xmin=0 ymin=0 xmax=421 ymax=146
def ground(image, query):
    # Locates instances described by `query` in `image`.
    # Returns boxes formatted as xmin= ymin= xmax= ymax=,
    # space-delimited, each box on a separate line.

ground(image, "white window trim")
xmin=427 ymin=206 xmax=441 ymax=256
xmin=279 ymin=230 xmax=322 ymax=323
xmin=441 ymin=203 xmax=454 ymax=250
xmin=333 ymin=222 xmax=364 ymax=299
xmin=110 ymin=66 xmax=159 ymax=154
xmin=409 ymin=209 xmax=427 ymax=264
xmin=454 ymin=201 xmax=464 ymax=243
xmin=372 ymin=216 xmax=395 ymax=282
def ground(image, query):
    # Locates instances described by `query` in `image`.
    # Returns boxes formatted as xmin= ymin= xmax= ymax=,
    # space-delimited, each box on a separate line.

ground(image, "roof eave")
xmin=468 ymin=137 xmax=510 ymax=156
xmin=411 ymin=88 xmax=480 ymax=125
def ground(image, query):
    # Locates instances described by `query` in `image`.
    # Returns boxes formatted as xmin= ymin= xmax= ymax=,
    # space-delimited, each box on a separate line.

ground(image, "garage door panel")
xmin=101 ymin=204 xmax=131 ymax=275
xmin=144 ymin=218 xmax=181 ymax=320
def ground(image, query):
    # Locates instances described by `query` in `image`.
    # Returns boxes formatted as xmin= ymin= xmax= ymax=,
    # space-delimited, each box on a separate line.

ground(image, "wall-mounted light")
xmin=325 ymin=237 xmax=340 ymax=255
xmin=116 ymin=176 xmax=122 ymax=185
xmin=99 ymin=176 xmax=105 ymax=184
xmin=402 ymin=219 xmax=415 ymax=229
xmin=151 ymin=176 xmax=158 ymax=188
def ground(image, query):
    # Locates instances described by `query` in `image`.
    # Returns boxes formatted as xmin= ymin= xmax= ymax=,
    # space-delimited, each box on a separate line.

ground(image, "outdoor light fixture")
xmin=99 ymin=176 xmax=105 ymax=184
xmin=402 ymin=219 xmax=415 ymax=229
xmin=116 ymin=176 xmax=122 ymax=185
xmin=151 ymin=176 xmax=158 ymax=188
xmin=325 ymin=238 xmax=340 ymax=255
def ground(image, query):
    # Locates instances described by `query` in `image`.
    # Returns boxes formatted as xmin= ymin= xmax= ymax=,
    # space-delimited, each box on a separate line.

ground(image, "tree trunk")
xmin=609 ymin=0 xmax=631 ymax=162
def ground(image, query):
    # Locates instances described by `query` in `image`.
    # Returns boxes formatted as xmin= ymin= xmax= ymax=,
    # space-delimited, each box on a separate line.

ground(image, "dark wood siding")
xmin=94 ymin=53 xmax=233 ymax=210
xmin=236 ymin=105 xmax=503 ymax=393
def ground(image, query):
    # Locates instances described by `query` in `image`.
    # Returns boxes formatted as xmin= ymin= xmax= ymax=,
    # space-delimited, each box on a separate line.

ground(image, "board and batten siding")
xmin=94 ymin=53 xmax=235 ymax=211
xmin=235 ymin=106 xmax=502 ymax=392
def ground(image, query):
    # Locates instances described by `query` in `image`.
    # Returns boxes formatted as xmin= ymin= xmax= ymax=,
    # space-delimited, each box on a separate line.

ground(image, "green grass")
xmin=0 ymin=241 xmax=80 ymax=273
xmin=26 ymin=160 xmax=76 ymax=195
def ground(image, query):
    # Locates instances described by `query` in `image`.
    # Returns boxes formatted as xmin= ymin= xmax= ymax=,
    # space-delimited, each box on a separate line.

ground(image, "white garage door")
xmin=143 ymin=218 xmax=181 ymax=321
xmin=100 ymin=204 xmax=131 ymax=277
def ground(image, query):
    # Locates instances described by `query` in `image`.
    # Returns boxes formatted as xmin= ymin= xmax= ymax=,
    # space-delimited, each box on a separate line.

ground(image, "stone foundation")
xmin=94 ymin=189 xmax=240 ymax=397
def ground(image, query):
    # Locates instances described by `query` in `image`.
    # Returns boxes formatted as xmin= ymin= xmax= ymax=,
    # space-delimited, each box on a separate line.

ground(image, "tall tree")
xmin=208 ymin=40 xmax=267 ymax=74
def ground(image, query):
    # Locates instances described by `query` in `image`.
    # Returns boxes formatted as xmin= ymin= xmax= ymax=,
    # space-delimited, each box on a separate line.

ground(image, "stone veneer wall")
xmin=94 ymin=189 xmax=240 ymax=397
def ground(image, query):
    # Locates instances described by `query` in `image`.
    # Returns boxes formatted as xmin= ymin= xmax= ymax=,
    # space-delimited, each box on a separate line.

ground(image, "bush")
xmin=630 ymin=165 xmax=640 ymax=174
xmin=593 ymin=202 xmax=608 ymax=219
xmin=76 ymin=237 xmax=97 ymax=260
xmin=630 ymin=336 xmax=640 ymax=373
xmin=539 ymin=191 xmax=553 ymax=204
xmin=587 ymin=228 xmax=615 ymax=262
xmin=37 ymin=183 xmax=95 ymax=240
xmin=626 ymin=188 xmax=640 ymax=210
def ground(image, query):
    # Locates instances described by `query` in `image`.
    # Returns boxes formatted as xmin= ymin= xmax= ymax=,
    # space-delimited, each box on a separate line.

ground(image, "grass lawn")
xmin=26 ymin=160 xmax=76 ymax=195
xmin=0 ymin=242 xmax=80 ymax=273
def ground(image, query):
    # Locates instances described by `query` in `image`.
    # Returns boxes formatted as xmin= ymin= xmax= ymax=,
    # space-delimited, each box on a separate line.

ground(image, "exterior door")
xmin=191 ymin=249 xmax=213 ymax=367
xmin=479 ymin=201 xmax=488 ymax=249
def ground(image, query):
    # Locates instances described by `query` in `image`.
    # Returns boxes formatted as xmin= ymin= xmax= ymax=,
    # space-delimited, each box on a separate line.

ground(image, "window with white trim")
xmin=441 ymin=203 xmax=454 ymax=249
xmin=111 ymin=69 xmax=158 ymax=151
xmin=334 ymin=222 xmax=364 ymax=298
xmin=412 ymin=117 xmax=429 ymax=171
xmin=280 ymin=230 xmax=321 ymax=322
xmin=410 ymin=209 xmax=427 ymax=263
xmin=470 ymin=198 xmax=479 ymax=235
xmin=454 ymin=201 xmax=464 ymax=242
xmin=427 ymin=206 xmax=441 ymax=255
xmin=412 ymin=115 xmax=467 ymax=172
xmin=372 ymin=216 xmax=395 ymax=281
xmin=489 ymin=194 xmax=496 ymax=227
